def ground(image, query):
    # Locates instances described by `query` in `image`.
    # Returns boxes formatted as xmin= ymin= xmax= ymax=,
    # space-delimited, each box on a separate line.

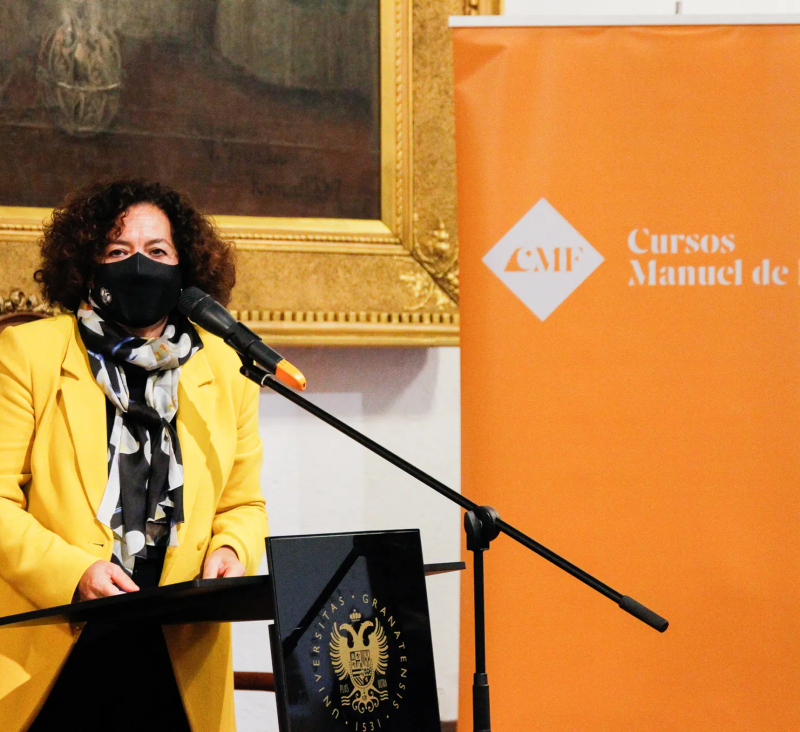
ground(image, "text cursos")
xmin=628 ymin=229 xmax=735 ymax=255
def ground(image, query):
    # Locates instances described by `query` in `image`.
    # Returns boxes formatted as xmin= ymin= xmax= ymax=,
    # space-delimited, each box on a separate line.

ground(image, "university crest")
xmin=330 ymin=609 xmax=390 ymax=713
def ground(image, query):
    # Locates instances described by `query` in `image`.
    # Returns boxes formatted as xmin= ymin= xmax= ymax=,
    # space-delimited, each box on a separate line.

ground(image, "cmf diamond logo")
xmin=483 ymin=198 xmax=604 ymax=321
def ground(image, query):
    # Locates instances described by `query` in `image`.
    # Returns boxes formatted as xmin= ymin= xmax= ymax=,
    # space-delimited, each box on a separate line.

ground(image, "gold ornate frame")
xmin=0 ymin=0 xmax=500 ymax=346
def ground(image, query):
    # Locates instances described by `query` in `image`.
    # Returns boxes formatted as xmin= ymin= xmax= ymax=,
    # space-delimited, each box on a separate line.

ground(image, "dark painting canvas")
xmin=0 ymin=0 xmax=381 ymax=219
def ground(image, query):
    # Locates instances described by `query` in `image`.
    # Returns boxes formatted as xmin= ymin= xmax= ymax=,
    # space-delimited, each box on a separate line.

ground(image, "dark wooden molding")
xmin=0 ymin=311 xmax=48 ymax=334
xmin=233 ymin=671 xmax=275 ymax=692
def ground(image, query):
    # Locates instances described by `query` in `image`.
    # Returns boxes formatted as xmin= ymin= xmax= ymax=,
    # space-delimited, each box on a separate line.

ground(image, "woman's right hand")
xmin=75 ymin=560 xmax=140 ymax=601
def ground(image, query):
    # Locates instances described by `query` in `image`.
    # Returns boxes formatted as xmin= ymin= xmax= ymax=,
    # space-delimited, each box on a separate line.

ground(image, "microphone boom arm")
xmin=239 ymin=360 xmax=668 ymax=633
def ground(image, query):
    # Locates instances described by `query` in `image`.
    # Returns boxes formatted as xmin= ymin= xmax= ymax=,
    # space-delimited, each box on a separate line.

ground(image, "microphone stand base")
xmin=473 ymin=671 xmax=491 ymax=732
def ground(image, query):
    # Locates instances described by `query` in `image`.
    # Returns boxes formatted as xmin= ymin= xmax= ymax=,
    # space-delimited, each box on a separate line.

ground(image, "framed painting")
xmin=0 ymin=0 xmax=496 ymax=346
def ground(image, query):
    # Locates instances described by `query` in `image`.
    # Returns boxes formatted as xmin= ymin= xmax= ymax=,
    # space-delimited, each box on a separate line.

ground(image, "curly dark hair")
xmin=35 ymin=179 xmax=236 ymax=312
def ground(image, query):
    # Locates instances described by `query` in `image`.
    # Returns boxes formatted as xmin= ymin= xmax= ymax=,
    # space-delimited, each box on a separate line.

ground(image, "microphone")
xmin=177 ymin=286 xmax=307 ymax=391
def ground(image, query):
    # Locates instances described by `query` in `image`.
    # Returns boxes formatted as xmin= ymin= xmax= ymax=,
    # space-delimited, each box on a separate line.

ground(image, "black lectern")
xmin=0 ymin=530 xmax=461 ymax=732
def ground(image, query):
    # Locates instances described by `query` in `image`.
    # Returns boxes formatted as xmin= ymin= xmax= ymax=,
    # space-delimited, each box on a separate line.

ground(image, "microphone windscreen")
xmin=177 ymin=286 xmax=207 ymax=318
xmin=178 ymin=286 xmax=236 ymax=338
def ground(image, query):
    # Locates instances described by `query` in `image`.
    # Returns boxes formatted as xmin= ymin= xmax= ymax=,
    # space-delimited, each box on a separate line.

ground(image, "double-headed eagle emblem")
xmin=330 ymin=610 xmax=390 ymax=713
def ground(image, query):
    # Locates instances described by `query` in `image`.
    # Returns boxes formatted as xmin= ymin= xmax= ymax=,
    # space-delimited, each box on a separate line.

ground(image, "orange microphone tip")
xmin=275 ymin=359 xmax=307 ymax=391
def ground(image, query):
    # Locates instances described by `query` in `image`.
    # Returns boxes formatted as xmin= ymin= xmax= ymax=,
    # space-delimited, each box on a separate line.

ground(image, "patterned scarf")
xmin=76 ymin=304 xmax=204 ymax=575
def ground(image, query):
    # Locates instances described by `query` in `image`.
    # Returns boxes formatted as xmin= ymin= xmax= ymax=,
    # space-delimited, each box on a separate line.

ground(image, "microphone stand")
xmin=239 ymin=360 xmax=668 ymax=732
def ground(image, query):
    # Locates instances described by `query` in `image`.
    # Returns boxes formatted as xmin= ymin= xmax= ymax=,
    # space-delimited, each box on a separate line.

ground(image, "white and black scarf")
xmin=76 ymin=304 xmax=204 ymax=575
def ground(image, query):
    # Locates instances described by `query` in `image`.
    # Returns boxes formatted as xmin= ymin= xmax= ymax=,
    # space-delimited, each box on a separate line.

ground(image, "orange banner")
xmin=453 ymin=20 xmax=800 ymax=731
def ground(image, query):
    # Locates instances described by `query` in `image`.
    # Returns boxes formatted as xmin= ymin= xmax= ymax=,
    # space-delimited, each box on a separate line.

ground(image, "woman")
xmin=0 ymin=180 xmax=268 ymax=732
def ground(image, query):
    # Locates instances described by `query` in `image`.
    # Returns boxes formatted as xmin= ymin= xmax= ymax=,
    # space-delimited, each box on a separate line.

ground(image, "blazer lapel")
xmin=59 ymin=320 xmax=108 ymax=516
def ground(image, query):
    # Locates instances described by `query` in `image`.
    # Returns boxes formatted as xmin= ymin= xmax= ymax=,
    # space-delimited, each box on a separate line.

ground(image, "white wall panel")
xmin=233 ymin=347 xmax=462 ymax=730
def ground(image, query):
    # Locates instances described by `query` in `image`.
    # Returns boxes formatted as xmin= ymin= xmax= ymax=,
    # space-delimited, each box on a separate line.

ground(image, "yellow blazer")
xmin=0 ymin=314 xmax=268 ymax=732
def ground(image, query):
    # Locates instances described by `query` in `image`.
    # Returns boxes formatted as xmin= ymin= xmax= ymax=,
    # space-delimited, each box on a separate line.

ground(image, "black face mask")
xmin=91 ymin=253 xmax=183 ymax=329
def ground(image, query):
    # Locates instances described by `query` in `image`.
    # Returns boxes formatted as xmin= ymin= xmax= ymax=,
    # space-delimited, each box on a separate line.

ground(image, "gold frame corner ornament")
xmin=0 ymin=0 xmax=496 ymax=347
xmin=464 ymin=0 xmax=504 ymax=15
xmin=0 ymin=289 xmax=57 ymax=316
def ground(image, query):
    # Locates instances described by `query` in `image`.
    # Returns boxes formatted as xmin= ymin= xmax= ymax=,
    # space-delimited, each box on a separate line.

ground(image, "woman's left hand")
xmin=202 ymin=546 xmax=245 ymax=579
